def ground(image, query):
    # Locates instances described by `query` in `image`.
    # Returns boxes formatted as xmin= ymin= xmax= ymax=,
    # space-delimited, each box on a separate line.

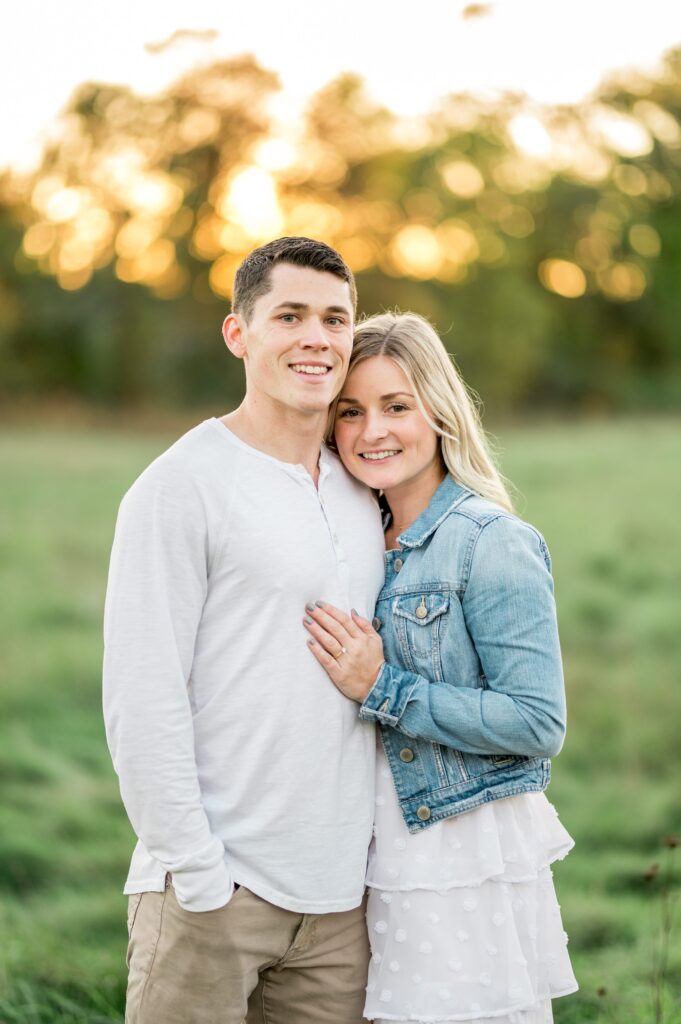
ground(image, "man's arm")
xmin=103 ymin=464 xmax=233 ymax=912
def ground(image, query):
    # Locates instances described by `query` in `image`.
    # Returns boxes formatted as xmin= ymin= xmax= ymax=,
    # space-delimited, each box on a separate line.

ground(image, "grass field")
xmin=0 ymin=418 xmax=679 ymax=1023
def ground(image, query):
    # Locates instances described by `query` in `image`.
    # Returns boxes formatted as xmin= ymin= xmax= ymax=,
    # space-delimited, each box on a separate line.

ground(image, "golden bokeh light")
xmin=613 ymin=163 xmax=647 ymax=196
xmin=73 ymin=207 xmax=115 ymax=247
xmin=597 ymin=261 xmax=647 ymax=301
xmin=538 ymin=259 xmax=587 ymax=298
xmin=191 ymin=214 xmax=226 ymax=261
xmin=628 ymin=223 xmax=661 ymax=258
xmin=115 ymin=216 xmax=164 ymax=260
xmin=58 ymin=237 xmax=96 ymax=273
xmin=177 ymin=107 xmax=221 ymax=150
xmin=435 ymin=219 xmax=480 ymax=264
xmin=339 ymin=236 xmax=376 ymax=273
xmin=633 ymin=100 xmax=681 ymax=147
xmin=508 ymin=115 xmax=553 ymax=159
xmin=209 ymin=253 xmax=241 ymax=299
xmin=44 ymin=187 xmax=89 ymax=223
xmin=389 ymin=225 xmax=443 ymax=278
xmin=285 ymin=201 xmax=344 ymax=239
xmin=115 ymin=239 xmax=176 ymax=285
xmin=476 ymin=231 xmax=507 ymax=265
xmin=217 ymin=166 xmax=284 ymax=241
xmin=440 ymin=160 xmax=485 ymax=198
xmin=497 ymin=205 xmax=535 ymax=238
xmin=57 ymin=266 xmax=93 ymax=291
xmin=22 ymin=221 xmax=57 ymax=258
xmin=588 ymin=107 xmax=653 ymax=158
xmin=126 ymin=174 xmax=184 ymax=217
xmin=575 ymin=234 xmax=612 ymax=271
xmin=253 ymin=137 xmax=298 ymax=172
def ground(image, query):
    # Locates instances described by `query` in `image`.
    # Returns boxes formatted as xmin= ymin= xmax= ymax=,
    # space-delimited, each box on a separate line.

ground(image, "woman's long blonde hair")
xmin=330 ymin=311 xmax=513 ymax=512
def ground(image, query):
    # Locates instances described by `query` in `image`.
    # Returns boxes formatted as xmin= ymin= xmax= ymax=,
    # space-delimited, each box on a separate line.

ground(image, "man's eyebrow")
xmin=272 ymin=301 xmax=352 ymax=316
xmin=337 ymin=391 xmax=414 ymax=404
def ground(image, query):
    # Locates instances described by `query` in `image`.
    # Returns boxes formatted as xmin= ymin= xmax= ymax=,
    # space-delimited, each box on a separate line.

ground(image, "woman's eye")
xmin=388 ymin=403 xmax=408 ymax=414
xmin=338 ymin=408 xmax=360 ymax=419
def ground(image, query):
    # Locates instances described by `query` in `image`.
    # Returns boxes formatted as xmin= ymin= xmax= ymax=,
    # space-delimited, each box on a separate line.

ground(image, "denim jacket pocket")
xmin=393 ymin=592 xmax=450 ymax=679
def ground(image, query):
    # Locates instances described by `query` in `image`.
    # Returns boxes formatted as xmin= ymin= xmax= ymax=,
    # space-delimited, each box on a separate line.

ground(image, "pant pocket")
xmin=126 ymin=890 xmax=164 ymax=974
xmin=127 ymin=893 xmax=143 ymax=939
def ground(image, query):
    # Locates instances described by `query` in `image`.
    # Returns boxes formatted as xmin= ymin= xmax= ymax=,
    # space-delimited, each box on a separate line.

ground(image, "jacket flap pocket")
xmin=393 ymin=592 xmax=449 ymax=626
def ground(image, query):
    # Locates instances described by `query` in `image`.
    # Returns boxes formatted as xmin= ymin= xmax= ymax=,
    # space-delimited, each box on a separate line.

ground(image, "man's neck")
xmin=220 ymin=399 xmax=327 ymax=482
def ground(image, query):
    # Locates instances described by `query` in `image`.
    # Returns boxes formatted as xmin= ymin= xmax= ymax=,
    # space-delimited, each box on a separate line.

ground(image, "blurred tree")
xmin=1 ymin=48 xmax=680 ymax=413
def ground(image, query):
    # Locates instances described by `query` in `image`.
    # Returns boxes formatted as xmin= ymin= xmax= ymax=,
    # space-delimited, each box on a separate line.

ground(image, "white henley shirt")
xmin=103 ymin=418 xmax=385 ymax=913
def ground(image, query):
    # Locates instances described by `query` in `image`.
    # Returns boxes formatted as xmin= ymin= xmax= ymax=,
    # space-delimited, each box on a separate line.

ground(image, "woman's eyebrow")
xmin=337 ymin=391 xmax=414 ymax=404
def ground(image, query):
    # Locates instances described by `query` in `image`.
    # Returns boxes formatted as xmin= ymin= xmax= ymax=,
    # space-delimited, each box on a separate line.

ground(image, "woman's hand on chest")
xmin=303 ymin=602 xmax=385 ymax=702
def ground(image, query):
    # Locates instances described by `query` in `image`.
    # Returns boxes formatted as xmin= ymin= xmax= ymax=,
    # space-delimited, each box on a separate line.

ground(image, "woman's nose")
xmin=361 ymin=413 xmax=389 ymax=442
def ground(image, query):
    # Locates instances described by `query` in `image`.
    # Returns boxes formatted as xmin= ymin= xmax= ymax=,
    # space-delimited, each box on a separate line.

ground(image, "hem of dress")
xmin=364 ymin=982 xmax=579 ymax=1021
xmin=366 ymin=838 xmax=574 ymax=892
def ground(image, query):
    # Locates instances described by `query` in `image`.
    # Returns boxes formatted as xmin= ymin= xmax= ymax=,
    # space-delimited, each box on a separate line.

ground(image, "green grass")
xmin=1 ymin=418 xmax=680 ymax=1022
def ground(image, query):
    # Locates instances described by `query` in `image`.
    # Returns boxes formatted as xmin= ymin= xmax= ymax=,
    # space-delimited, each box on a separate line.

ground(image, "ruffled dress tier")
xmin=364 ymin=742 xmax=578 ymax=1023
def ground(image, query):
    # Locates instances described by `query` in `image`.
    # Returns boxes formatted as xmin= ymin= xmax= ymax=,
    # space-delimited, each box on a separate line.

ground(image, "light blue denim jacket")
xmin=359 ymin=475 xmax=566 ymax=833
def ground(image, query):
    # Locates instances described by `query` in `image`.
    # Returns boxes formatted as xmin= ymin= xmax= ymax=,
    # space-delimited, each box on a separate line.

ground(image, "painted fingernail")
xmin=315 ymin=601 xmax=325 ymax=608
xmin=305 ymin=603 xmax=315 ymax=612
xmin=304 ymin=616 xmax=313 ymax=624
xmin=351 ymin=608 xmax=359 ymax=616
xmin=307 ymin=638 xmax=316 ymax=646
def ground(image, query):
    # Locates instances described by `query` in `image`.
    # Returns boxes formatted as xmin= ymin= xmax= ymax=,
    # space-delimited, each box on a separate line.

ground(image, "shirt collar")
xmin=397 ymin=475 xmax=471 ymax=549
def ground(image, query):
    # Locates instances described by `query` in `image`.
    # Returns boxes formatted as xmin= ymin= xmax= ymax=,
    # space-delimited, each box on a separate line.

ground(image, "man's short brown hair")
xmin=232 ymin=237 xmax=357 ymax=322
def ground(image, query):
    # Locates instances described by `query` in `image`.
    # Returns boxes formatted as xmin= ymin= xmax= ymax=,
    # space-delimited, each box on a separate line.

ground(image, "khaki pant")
xmin=125 ymin=882 xmax=369 ymax=1024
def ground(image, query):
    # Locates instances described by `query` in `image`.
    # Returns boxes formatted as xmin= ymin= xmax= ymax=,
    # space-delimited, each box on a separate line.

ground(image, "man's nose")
xmin=300 ymin=317 xmax=330 ymax=348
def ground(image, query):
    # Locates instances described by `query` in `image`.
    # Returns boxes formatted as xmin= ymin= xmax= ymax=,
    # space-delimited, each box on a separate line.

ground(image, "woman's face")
xmin=334 ymin=356 xmax=442 ymax=498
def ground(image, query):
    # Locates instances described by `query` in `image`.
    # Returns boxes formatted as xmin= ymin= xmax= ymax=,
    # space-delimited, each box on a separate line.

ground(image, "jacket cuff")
xmin=170 ymin=857 xmax=234 ymax=912
xmin=359 ymin=662 xmax=420 ymax=725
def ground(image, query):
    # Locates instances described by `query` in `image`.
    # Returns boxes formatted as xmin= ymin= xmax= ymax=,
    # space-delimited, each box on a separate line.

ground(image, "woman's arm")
xmin=305 ymin=516 xmax=566 ymax=758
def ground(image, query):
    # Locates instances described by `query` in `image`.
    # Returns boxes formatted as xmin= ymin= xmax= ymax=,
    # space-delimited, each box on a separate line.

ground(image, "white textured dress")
xmin=364 ymin=740 xmax=578 ymax=1023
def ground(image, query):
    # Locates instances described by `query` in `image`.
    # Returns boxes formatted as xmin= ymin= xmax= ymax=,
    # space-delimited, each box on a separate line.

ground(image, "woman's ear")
xmin=222 ymin=313 xmax=247 ymax=359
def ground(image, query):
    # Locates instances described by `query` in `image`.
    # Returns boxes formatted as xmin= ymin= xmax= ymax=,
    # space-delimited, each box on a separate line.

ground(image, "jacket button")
xmin=399 ymin=747 xmax=414 ymax=762
xmin=394 ymin=558 xmax=403 ymax=572
xmin=372 ymin=616 xmax=381 ymax=630
xmin=416 ymin=805 xmax=431 ymax=821
xmin=415 ymin=605 xmax=428 ymax=620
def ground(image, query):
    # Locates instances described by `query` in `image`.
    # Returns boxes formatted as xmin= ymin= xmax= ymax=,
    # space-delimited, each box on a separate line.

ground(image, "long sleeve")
xmin=360 ymin=517 xmax=566 ymax=758
xmin=103 ymin=466 xmax=233 ymax=912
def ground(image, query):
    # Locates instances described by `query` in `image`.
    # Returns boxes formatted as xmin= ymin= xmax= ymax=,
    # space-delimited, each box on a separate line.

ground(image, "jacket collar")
xmin=397 ymin=475 xmax=471 ymax=549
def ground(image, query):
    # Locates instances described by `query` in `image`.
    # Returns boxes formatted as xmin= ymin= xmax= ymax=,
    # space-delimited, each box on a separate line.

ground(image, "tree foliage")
xmin=1 ymin=50 xmax=680 ymax=411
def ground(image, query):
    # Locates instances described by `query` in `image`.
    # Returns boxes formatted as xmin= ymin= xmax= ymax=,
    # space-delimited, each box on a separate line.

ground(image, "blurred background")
xmin=0 ymin=2 xmax=680 ymax=1021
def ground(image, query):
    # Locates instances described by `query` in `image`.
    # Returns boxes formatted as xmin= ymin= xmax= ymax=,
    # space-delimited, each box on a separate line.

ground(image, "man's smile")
xmin=289 ymin=363 xmax=332 ymax=376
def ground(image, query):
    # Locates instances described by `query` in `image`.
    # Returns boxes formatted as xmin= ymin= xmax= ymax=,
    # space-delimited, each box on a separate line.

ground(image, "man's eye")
xmin=279 ymin=314 xmax=297 ymax=323
xmin=326 ymin=317 xmax=345 ymax=327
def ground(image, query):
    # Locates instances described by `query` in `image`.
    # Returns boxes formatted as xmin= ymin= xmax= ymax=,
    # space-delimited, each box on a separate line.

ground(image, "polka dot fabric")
xmin=364 ymin=747 xmax=578 ymax=1022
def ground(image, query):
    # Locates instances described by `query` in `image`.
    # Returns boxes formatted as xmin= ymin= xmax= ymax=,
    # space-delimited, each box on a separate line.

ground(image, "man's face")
xmin=224 ymin=263 xmax=354 ymax=418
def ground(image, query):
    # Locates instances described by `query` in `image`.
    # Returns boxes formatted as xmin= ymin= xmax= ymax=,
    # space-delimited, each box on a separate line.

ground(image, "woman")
xmin=303 ymin=312 xmax=577 ymax=1024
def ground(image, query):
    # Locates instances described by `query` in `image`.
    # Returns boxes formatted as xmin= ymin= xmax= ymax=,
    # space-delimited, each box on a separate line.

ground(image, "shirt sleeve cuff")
xmin=359 ymin=662 xmax=420 ymax=725
xmin=170 ymin=857 xmax=234 ymax=912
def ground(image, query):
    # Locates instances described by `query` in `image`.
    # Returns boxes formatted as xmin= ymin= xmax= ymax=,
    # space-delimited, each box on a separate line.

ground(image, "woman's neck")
xmin=384 ymin=466 xmax=446 ymax=547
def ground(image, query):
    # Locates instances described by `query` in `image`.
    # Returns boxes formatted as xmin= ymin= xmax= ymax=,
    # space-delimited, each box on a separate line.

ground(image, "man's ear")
xmin=222 ymin=312 xmax=247 ymax=359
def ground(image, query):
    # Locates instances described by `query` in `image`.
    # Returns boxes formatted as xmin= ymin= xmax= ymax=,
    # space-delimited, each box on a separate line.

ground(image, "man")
xmin=103 ymin=237 xmax=385 ymax=1024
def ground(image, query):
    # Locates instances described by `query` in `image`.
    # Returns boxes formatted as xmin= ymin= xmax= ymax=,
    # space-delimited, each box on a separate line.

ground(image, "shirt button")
xmin=394 ymin=558 xmax=403 ymax=572
xmin=372 ymin=616 xmax=381 ymax=631
xmin=399 ymin=748 xmax=415 ymax=763
xmin=416 ymin=805 xmax=431 ymax=821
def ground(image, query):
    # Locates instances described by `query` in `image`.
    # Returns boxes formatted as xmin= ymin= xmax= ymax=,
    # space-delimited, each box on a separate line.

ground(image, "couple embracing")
xmin=103 ymin=236 xmax=577 ymax=1024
